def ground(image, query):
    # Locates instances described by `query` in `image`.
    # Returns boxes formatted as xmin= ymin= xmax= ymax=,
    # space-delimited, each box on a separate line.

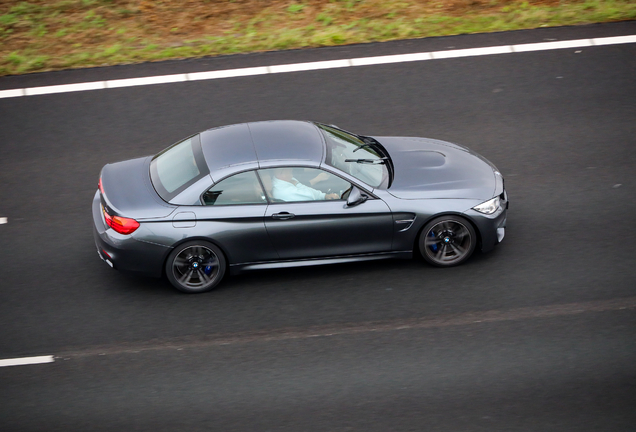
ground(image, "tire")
xmin=165 ymin=241 xmax=226 ymax=293
xmin=419 ymin=215 xmax=476 ymax=267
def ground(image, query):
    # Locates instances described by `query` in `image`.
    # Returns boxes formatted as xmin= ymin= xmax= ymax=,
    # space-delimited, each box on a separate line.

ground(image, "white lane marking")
xmin=24 ymin=81 xmax=106 ymax=96
xmin=0 ymin=355 xmax=54 ymax=367
xmin=350 ymin=51 xmax=433 ymax=66
xmin=0 ymin=34 xmax=634 ymax=99
xmin=592 ymin=34 xmax=636 ymax=45
xmin=268 ymin=59 xmax=351 ymax=73
xmin=431 ymin=45 xmax=513 ymax=59
xmin=0 ymin=88 xmax=25 ymax=98
xmin=512 ymin=38 xmax=593 ymax=52
xmin=105 ymin=73 xmax=188 ymax=89
xmin=0 ymin=217 xmax=7 ymax=224
xmin=187 ymin=66 xmax=269 ymax=81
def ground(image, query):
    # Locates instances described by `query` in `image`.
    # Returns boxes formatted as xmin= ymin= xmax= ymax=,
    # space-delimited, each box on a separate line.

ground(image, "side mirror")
xmin=346 ymin=186 xmax=368 ymax=207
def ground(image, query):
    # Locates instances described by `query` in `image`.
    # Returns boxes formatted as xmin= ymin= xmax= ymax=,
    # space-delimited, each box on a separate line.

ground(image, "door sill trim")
xmin=229 ymin=251 xmax=412 ymax=274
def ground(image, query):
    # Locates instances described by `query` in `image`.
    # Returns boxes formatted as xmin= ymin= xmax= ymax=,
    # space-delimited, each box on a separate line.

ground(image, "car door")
xmin=258 ymin=167 xmax=393 ymax=260
xmin=193 ymin=170 xmax=278 ymax=265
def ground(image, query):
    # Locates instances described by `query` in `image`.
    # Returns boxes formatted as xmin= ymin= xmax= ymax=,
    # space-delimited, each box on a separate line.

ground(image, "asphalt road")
xmin=1 ymin=22 xmax=635 ymax=431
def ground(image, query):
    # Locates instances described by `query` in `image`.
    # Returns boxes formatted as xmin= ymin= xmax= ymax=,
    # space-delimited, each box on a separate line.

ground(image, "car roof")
xmin=199 ymin=120 xmax=325 ymax=173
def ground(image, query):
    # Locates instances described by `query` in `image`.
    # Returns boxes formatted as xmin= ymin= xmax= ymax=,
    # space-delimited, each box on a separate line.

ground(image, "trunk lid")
xmin=100 ymin=156 xmax=176 ymax=220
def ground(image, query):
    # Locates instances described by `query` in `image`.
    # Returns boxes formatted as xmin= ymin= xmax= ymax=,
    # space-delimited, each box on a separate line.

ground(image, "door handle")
xmin=272 ymin=212 xmax=295 ymax=220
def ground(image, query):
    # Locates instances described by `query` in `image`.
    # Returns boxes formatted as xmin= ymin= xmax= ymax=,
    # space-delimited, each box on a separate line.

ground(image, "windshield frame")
xmin=315 ymin=123 xmax=393 ymax=189
xmin=150 ymin=133 xmax=210 ymax=203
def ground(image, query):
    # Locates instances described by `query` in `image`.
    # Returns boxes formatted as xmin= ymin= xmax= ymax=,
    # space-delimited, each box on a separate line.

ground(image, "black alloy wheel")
xmin=419 ymin=216 xmax=476 ymax=267
xmin=166 ymin=241 xmax=226 ymax=293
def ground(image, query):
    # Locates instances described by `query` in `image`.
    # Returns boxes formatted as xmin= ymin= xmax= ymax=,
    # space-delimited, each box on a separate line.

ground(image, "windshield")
xmin=317 ymin=124 xmax=390 ymax=189
xmin=150 ymin=134 xmax=209 ymax=202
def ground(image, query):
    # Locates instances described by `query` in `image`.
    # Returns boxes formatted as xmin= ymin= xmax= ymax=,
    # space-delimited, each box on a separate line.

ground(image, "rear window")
xmin=150 ymin=134 xmax=209 ymax=202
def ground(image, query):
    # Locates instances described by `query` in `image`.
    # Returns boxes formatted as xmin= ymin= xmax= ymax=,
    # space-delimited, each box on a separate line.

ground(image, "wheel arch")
xmin=161 ymin=236 xmax=231 ymax=278
xmin=412 ymin=212 xmax=483 ymax=257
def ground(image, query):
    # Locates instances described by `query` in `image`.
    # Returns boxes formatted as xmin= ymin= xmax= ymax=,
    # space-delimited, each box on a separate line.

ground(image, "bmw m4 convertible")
xmin=93 ymin=120 xmax=508 ymax=293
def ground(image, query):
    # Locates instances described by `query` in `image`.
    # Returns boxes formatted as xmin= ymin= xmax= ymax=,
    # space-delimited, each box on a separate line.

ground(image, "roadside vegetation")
xmin=1 ymin=0 xmax=635 ymax=76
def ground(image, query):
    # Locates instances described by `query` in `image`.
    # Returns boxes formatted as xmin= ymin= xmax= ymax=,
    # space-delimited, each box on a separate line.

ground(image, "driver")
xmin=272 ymin=168 xmax=339 ymax=201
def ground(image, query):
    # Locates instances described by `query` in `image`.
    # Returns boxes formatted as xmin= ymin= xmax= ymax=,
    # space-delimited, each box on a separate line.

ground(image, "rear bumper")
xmin=92 ymin=190 xmax=169 ymax=278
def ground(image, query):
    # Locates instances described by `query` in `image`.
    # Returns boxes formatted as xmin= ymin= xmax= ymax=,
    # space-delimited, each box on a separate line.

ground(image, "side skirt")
xmin=229 ymin=251 xmax=412 ymax=275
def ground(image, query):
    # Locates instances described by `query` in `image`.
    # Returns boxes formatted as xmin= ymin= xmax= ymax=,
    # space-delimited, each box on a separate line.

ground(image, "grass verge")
xmin=1 ymin=0 xmax=635 ymax=76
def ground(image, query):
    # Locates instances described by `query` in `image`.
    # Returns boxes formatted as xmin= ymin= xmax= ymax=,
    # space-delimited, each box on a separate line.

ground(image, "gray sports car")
xmin=93 ymin=120 xmax=508 ymax=293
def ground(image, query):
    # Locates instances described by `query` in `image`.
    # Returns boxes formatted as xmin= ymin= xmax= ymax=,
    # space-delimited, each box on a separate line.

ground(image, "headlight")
xmin=473 ymin=196 xmax=501 ymax=215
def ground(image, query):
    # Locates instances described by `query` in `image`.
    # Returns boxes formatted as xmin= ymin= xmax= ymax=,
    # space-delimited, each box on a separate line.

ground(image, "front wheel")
xmin=419 ymin=216 xmax=476 ymax=267
xmin=166 ymin=241 xmax=226 ymax=293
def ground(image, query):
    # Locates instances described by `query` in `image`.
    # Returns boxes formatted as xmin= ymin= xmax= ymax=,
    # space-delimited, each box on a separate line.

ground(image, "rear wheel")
xmin=419 ymin=216 xmax=476 ymax=267
xmin=166 ymin=241 xmax=226 ymax=293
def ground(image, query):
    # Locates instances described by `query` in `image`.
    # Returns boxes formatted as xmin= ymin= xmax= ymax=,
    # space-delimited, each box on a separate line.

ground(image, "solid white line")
xmin=0 ymin=34 xmax=634 ymax=99
xmin=106 ymin=73 xmax=188 ymax=89
xmin=511 ymin=38 xmax=593 ymax=52
xmin=0 ymin=355 xmax=54 ymax=367
xmin=187 ymin=66 xmax=269 ymax=81
xmin=268 ymin=59 xmax=351 ymax=73
xmin=350 ymin=52 xmax=433 ymax=66
xmin=0 ymin=88 xmax=24 ymax=98
xmin=592 ymin=34 xmax=636 ymax=45
xmin=24 ymin=81 xmax=106 ymax=96
xmin=431 ymin=45 xmax=513 ymax=59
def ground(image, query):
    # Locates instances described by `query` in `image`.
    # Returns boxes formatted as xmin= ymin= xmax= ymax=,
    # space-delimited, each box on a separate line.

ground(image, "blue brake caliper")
xmin=428 ymin=230 xmax=438 ymax=253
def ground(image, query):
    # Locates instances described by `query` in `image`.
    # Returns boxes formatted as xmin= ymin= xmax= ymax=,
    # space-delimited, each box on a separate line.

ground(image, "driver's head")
xmin=275 ymin=168 xmax=294 ymax=182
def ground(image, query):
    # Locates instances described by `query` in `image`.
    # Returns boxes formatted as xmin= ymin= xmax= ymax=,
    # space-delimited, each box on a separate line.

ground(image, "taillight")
xmin=98 ymin=177 xmax=105 ymax=194
xmin=102 ymin=206 xmax=139 ymax=235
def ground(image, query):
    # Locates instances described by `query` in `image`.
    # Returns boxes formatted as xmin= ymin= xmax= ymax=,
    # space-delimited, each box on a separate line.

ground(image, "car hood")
xmin=100 ymin=156 xmax=176 ymax=220
xmin=376 ymin=137 xmax=496 ymax=200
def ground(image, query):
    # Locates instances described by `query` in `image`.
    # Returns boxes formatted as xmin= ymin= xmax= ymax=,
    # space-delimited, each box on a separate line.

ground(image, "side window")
xmin=258 ymin=167 xmax=351 ymax=203
xmin=202 ymin=171 xmax=267 ymax=206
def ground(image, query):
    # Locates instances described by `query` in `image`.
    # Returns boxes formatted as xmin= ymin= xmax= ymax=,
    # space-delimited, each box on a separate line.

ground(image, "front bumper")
xmin=465 ymin=197 xmax=508 ymax=253
xmin=92 ymin=190 xmax=169 ymax=278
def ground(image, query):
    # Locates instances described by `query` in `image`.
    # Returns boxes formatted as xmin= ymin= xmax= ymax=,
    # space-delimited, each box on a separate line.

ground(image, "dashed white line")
xmin=0 ymin=355 xmax=54 ymax=368
xmin=0 ymin=34 xmax=634 ymax=100
xmin=0 ymin=217 xmax=7 ymax=224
